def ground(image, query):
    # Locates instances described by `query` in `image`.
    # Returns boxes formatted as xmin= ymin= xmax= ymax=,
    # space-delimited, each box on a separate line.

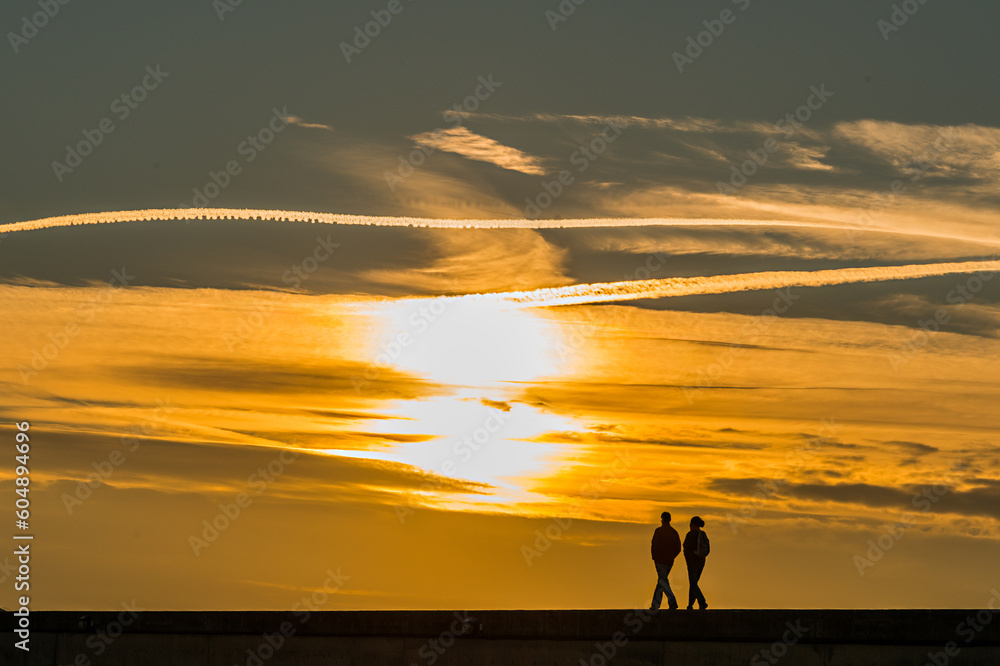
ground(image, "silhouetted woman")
xmin=683 ymin=516 xmax=709 ymax=610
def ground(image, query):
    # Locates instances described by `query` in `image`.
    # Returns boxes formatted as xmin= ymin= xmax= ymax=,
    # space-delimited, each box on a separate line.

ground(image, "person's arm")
xmin=671 ymin=529 xmax=683 ymax=559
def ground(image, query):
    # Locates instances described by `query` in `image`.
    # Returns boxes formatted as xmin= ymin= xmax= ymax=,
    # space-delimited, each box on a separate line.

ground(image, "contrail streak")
xmin=384 ymin=260 xmax=1000 ymax=310
xmin=0 ymin=207 xmax=972 ymax=241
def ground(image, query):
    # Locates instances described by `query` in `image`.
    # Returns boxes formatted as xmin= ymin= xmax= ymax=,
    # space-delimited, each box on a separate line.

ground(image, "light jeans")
xmin=650 ymin=562 xmax=677 ymax=609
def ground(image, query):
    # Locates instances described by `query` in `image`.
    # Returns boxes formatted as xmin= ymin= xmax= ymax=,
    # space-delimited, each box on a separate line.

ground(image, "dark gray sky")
xmin=2 ymin=0 xmax=999 ymax=223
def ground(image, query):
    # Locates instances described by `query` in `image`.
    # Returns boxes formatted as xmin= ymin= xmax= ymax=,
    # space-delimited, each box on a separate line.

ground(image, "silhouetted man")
xmin=649 ymin=511 xmax=681 ymax=610
xmin=683 ymin=516 xmax=710 ymax=610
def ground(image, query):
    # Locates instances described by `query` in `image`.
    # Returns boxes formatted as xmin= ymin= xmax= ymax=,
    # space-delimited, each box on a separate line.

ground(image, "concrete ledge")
xmin=4 ymin=609 xmax=1000 ymax=665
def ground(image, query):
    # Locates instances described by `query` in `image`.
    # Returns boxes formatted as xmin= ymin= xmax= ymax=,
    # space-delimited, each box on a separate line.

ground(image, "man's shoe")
xmin=698 ymin=605 xmax=708 ymax=610
xmin=685 ymin=605 xmax=693 ymax=610
xmin=668 ymin=604 xmax=678 ymax=610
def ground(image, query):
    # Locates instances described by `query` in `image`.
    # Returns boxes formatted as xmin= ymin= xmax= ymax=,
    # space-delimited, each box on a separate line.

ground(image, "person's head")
xmin=690 ymin=516 xmax=705 ymax=530
xmin=660 ymin=511 xmax=671 ymax=524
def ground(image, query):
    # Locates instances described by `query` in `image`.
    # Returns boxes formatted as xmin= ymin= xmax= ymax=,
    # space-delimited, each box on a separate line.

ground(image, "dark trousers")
xmin=651 ymin=562 xmax=678 ymax=609
xmin=686 ymin=556 xmax=707 ymax=608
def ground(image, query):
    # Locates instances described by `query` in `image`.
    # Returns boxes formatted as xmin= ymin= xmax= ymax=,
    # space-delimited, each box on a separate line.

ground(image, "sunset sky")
xmin=1 ymin=0 xmax=999 ymax=611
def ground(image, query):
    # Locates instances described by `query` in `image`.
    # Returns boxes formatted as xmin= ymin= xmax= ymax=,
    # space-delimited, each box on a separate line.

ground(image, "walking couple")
xmin=650 ymin=511 xmax=710 ymax=610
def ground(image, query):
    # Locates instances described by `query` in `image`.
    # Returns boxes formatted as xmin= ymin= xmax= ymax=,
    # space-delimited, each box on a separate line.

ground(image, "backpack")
xmin=696 ymin=531 xmax=710 ymax=557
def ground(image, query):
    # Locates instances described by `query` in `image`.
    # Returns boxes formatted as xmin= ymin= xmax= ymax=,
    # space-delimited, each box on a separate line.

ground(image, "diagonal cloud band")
xmin=383 ymin=260 xmax=1000 ymax=310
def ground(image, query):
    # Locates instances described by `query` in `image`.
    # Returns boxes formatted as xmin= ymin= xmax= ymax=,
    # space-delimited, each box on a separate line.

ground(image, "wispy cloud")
xmin=465 ymin=112 xmax=999 ymax=190
xmin=834 ymin=120 xmax=1000 ymax=191
xmin=360 ymin=229 xmax=572 ymax=293
xmin=463 ymin=111 xmax=778 ymax=135
xmin=284 ymin=115 xmax=335 ymax=132
xmin=409 ymin=127 xmax=547 ymax=175
xmin=780 ymin=143 xmax=836 ymax=172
